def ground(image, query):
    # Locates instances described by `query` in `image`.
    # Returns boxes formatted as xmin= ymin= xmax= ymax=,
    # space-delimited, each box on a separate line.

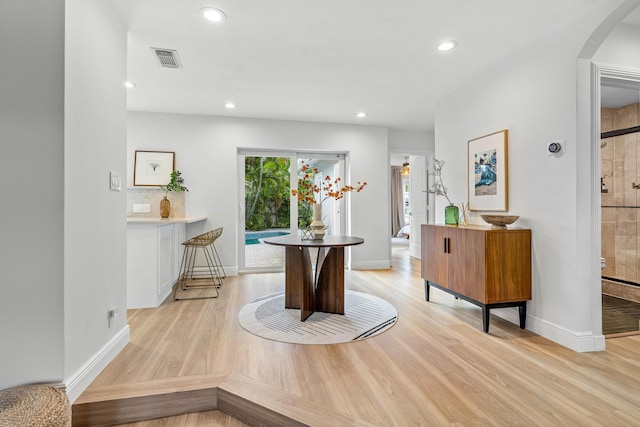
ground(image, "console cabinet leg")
xmin=482 ymin=305 xmax=490 ymax=333
xmin=519 ymin=302 xmax=527 ymax=329
xmin=424 ymin=281 xmax=430 ymax=301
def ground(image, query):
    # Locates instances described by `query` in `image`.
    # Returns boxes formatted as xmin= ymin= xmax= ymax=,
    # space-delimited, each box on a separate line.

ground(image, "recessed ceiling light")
xmin=437 ymin=40 xmax=457 ymax=51
xmin=356 ymin=112 xmax=367 ymax=118
xmin=224 ymin=102 xmax=236 ymax=109
xmin=201 ymin=7 xmax=226 ymax=23
xmin=124 ymin=81 xmax=136 ymax=89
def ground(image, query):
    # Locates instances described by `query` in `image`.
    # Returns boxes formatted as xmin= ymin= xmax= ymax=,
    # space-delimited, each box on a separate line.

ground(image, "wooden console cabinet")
xmin=421 ymin=224 xmax=531 ymax=333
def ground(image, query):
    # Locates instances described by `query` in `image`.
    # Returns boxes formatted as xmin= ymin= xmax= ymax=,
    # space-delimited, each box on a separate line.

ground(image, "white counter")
xmin=127 ymin=216 xmax=207 ymax=308
xmin=126 ymin=216 xmax=207 ymax=224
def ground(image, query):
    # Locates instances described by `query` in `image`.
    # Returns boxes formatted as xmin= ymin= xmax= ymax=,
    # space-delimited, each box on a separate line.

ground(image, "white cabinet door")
xmin=174 ymin=223 xmax=186 ymax=284
xmin=157 ymin=224 xmax=175 ymax=300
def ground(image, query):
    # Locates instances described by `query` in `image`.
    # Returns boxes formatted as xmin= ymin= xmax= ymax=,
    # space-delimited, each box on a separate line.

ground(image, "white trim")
xmin=158 ymin=286 xmax=173 ymax=306
xmin=190 ymin=265 xmax=238 ymax=276
xmin=526 ymin=314 xmax=605 ymax=353
xmin=576 ymin=60 xmax=604 ymax=342
xmin=237 ymin=153 xmax=246 ymax=271
xmin=350 ymin=260 xmax=390 ymax=270
xmin=600 ymin=63 xmax=640 ymax=83
xmin=225 ymin=266 xmax=239 ymax=276
xmin=64 ymin=325 xmax=130 ymax=403
xmin=492 ymin=309 xmax=605 ymax=352
xmin=589 ymin=62 xmax=604 ymax=338
xmin=576 ymin=58 xmax=605 ymax=350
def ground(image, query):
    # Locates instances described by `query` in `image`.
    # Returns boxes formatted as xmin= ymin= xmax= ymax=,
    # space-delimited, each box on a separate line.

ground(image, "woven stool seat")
xmin=0 ymin=385 xmax=71 ymax=427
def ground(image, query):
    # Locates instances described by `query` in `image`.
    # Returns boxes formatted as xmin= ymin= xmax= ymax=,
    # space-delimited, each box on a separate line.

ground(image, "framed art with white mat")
xmin=468 ymin=129 xmax=508 ymax=211
xmin=133 ymin=150 xmax=175 ymax=186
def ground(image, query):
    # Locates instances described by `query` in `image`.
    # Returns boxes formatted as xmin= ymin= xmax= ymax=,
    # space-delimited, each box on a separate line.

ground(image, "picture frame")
xmin=468 ymin=130 xmax=508 ymax=211
xmin=133 ymin=150 xmax=175 ymax=186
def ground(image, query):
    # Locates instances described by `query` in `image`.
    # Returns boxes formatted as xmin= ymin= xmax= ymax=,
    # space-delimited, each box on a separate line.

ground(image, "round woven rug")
xmin=238 ymin=290 xmax=398 ymax=344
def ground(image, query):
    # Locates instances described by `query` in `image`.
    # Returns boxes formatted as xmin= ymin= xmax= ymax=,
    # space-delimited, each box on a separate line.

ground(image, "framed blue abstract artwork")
xmin=468 ymin=130 xmax=508 ymax=211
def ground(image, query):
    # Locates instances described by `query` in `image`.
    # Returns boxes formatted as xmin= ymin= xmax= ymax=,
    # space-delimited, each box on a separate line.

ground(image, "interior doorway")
xmin=390 ymin=154 xmax=431 ymax=261
xmin=600 ymin=71 xmax=640 ymax=336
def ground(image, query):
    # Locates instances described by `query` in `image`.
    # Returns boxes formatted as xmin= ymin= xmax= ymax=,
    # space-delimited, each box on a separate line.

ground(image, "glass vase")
xmin=160 ymin=196 xmax=170 ymax=218
xmin=444 ymin=204 xmax=459 ymax=225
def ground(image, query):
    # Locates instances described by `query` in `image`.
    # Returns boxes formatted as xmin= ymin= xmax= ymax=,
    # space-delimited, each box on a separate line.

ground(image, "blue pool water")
xmin=245 ymin=230 xmax=290 ymax=245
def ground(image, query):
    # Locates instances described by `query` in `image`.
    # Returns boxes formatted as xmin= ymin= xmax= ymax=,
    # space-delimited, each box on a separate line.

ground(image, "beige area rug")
xmin=238 ymin=290 xmax=398 ymax=344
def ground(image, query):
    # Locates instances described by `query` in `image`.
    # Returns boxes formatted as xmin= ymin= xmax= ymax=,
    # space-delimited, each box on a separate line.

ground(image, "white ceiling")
xmin=110 ymin=1 xmax=639 ymax=131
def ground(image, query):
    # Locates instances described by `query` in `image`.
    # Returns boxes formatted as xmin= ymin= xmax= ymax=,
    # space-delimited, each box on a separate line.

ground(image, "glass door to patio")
xmin=239 ymin=151 xmax=347 ymax=273
xmin=241 ymin=154 xmax=293 ymax=272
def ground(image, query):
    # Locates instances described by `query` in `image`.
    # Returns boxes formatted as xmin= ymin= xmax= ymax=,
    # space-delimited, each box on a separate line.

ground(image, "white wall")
xmin=389 ymin=129 xmax=434 ymax=153
xmin=127 ymin=113 xmax=391 ymax=270
xmin=0 ymin=0 xmax=65 ymax=389
xmin=64 ymin=0 xmax=129 ymax=401
xmin=434 ymin=1 xmax=632 ymax=352
xmin=0 ymin=0 xmax=128 ymax=401
xmin=593 ymin=23 xmax=640 ymax=66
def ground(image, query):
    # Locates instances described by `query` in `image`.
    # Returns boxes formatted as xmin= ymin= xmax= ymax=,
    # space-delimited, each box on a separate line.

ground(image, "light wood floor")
xmin=115 ymin=410 xmax=246 ymax=426
xmin=81 ymin=240 xmax=640 ymax=426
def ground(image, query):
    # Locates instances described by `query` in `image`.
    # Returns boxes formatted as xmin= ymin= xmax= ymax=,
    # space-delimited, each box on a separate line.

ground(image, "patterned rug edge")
xmin=238 ymin=290 xmax=398 ymax=345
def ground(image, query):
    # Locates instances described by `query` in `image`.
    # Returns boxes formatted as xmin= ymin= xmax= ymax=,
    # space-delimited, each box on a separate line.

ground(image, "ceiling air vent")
xmin=151 ymin=48 xmax=182 ymax=69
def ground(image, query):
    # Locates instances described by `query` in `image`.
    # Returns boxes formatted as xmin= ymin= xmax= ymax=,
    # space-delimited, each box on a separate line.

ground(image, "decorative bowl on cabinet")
xmin=480 ymin=214 xmax=520 ymax=229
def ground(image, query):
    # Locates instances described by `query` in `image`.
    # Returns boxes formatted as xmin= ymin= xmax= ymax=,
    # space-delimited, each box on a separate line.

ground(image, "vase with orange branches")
xmin=291 ymin=160 xmax=367 ymax=239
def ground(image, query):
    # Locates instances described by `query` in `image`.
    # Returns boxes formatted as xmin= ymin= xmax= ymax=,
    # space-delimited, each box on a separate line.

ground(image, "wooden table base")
xmin=285 ymin=246 xmax=345 ymax=321
xmin=265 ymin=235 xmax=363 ymax=322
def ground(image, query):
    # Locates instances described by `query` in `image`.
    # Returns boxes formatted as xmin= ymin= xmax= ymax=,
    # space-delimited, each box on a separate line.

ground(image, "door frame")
xmin=237 ymin=149 xmax=350 ymax=273
xmin=408 ymin=154 xmax=427 ymax=259
xmin=389 ymin=149 xmax=434 ymax=262
xmin=594 ymin=64 xmax=640 ymax=336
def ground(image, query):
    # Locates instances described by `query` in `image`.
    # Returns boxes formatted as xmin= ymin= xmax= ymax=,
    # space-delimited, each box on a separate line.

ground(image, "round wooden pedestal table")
xmin=264 ymin=235 xmax=364 ymax=321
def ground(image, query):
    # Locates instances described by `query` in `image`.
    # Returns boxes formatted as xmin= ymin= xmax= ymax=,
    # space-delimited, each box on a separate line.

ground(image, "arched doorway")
xmin=578 ymin=0 xmax=640 ymax=346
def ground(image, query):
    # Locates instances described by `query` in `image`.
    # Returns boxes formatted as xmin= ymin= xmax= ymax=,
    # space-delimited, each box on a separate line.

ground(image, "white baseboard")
xmin=158 ymin=284 xmax=173 ymax=306
xmin=65 ymin=325 xmax=130 ymax=403
xmin=492 ymin=308 xmax=606 ymax=352
xmin=190 ymin=265 xmax=238 ymax=276
xmin=350 ymin=260 xmax=390 ymax=270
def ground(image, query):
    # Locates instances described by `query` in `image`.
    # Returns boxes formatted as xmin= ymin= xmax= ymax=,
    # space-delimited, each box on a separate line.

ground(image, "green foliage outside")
xmin=245 ymin=157 xmax=291 ymax=231
xmin=297 ymin=203 xmax=313 ymax=229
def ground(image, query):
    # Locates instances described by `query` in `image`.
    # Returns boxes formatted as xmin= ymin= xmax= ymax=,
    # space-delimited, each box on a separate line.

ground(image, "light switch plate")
xmin=110 ymin=172 xmax=121 ymax=191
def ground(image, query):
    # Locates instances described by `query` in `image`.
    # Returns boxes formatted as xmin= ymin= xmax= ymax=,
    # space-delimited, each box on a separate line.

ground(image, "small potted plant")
xmin=159 ymin=170 xmax=188 ymax=218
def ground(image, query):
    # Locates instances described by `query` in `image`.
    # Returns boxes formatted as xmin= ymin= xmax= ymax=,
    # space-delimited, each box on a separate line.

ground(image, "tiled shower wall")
xmin=601 ymin=103 xmax=640 ymax=284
